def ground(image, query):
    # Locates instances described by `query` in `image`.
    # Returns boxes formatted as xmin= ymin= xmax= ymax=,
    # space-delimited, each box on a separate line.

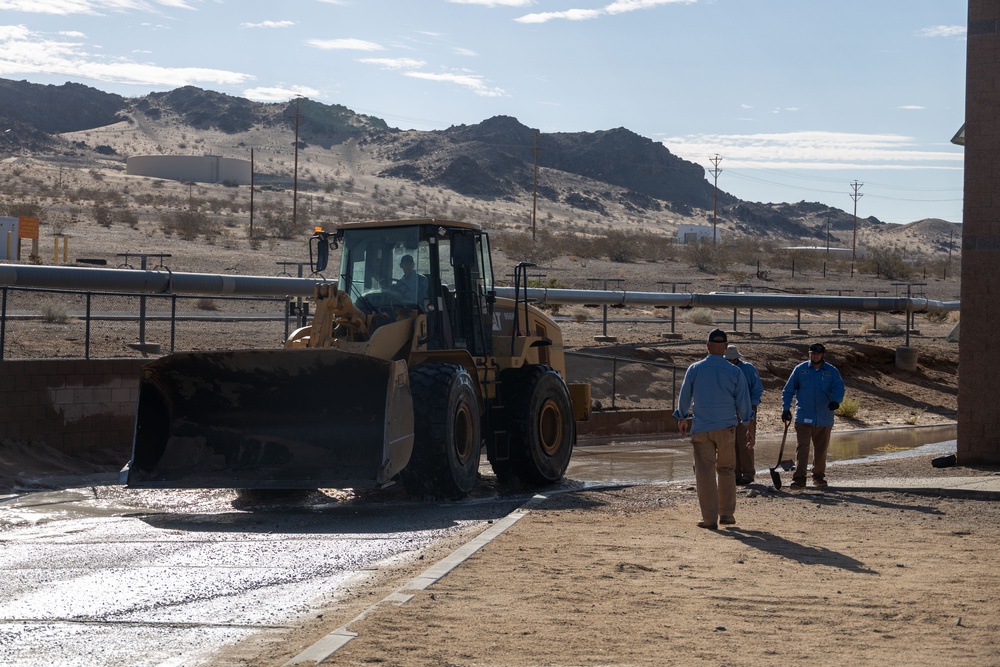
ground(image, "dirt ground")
xmin=197 ymin=452 xmax=999 ymax=667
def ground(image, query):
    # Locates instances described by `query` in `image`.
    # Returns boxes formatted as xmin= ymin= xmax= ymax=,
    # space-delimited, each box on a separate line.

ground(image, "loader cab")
xmin=330 ymin=220 xmax=495 ymax=355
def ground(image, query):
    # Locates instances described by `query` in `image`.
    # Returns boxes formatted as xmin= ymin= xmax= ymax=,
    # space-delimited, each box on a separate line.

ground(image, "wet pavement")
xmin=0 ymin=485 xmax=524 ymax=667
xmin=568 ymin=424 xmax=958 ymax=485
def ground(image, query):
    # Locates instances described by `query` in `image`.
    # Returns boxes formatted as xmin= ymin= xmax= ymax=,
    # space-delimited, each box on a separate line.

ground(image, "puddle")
xmin=568 ymin=424 xmax=957 ymax=485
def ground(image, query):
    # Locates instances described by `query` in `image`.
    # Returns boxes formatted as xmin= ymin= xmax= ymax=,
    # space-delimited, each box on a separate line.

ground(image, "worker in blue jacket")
xmin=724 ymin=345 xmax=764 ymax=485
xmin=674 ymin=329 xmax=754 ymax=529
xmin=781 ymin=342 xmax=846 ymax=490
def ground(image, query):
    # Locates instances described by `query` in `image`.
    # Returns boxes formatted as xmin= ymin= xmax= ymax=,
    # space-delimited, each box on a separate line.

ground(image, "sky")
xmin=0 ymin=0 xmax=969 ymax=225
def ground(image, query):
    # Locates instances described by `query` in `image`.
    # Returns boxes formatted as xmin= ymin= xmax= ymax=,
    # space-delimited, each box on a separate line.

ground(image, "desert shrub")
xmin=494 ymin=228 xmax=559 ymax=264
xmin=41 ymin=302 xmax=71 ymax=323
xmin=1 ymin=200 xmax=45 ymax=218
xmin=682 ymin=239 xmax=731 ymax=273
xmin=261 ymin=207 xmax=309 ymax=240
xmin=924 ymin=310 xmax=950 ymax=324
xmin=686 ymin=308 xmax=714 ymax=325
xmin=876 ymin=319 xmax=905 ymax=335
xmin=836 ymin=395 xmax=860 ymax=419
xmin=591 ymin=229 xmax=642 ymax=263
xmin=161 ymin=209 xmax=219 ymax=240
xmin=195 ymin=298 xmax=219 ymax=311
xmin=858 ymin=244 xmax=913 ymax=280
xmin=570 ymin=308 xmax=589 ymax=322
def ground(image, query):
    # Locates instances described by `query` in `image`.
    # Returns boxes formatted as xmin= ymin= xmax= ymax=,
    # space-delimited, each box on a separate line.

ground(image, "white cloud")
xmin=59 ymin=30 xmax=86 ymax=37
xmin=516 ymin=9 xmax=601 ymax=23
xmin=359 ymin=57 xmax=426 ymax=70
xmin=240 ymin=20 xmax=295 ymax=29
xmin=918 ymin=25 xmax=966 ymax=38
xmin=605 ymin=0 xmax=695 ymax=14
xmin=897 ymin=105 xmax=925 ymax=110
xmin=0 ymin=24 xmax=253 ymax=87
xmin=662 ymin=131 xmax=964 ymax=170
xmin=243 ymin=85 xmax=319 ymax=102
xmin=449 ymin=0 xmax=535 ymax=6
xmin=454 ymin=47 xmax=478 ymax=56
xmin=516 ymin=0 xmax=691 ymax=23
xmin=0 ymin=0 xmax=194 ymax=14
xmin=404 ymin=70 xmax=505 ymax=97
xmin=306 ymin=38 xmax=384 ymax=51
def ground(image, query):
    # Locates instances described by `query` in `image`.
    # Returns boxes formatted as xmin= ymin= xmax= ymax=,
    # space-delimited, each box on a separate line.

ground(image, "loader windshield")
xmin=339 ymin=226 xmax=429 ymax=311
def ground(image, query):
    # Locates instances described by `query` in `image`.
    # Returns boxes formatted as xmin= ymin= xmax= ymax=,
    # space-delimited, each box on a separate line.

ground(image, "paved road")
xmin=0 ymin=476 xmax=522 ymax=667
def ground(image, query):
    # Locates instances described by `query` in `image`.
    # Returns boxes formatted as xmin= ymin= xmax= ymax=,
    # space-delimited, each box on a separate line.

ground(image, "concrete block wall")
xmin=577 ymin=409 xmax=676 ymax=438
xmin=958 ymin=0 xmax=1000 ymax=464
xmin=0 ymin=359 xmax=146 ymax=463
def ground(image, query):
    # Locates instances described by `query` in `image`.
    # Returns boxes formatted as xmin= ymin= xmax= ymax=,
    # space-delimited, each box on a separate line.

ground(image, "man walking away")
xmin=673 ymin=329 xmax=755 ymax=529
xmin=780 ymin=342 xmax=846 ymax=490
xmin=724 ymin=345 xmax=764 ymax=485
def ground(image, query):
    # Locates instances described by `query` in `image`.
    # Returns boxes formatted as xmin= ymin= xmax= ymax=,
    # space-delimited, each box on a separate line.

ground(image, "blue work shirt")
xmin=781 ymin=360 xmax=846 ymax=428
xmin=673 ymin=354 xmax=754 ymax=434
xmin=735 ymin=359 xmax=764 ymax=406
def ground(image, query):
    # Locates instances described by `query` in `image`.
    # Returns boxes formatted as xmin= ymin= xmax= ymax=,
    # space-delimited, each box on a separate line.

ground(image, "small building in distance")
xmin=126 ymin=155 xmax=251 ymax=185
xmin=677 ymin=224 xmax=721 ymax=244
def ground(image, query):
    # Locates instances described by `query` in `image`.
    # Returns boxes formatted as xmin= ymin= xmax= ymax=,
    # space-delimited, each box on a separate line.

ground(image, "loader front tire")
xmin=493 ymin=366 xmax=575 ymax=487
xmin=401 ymin=363 xmax=482 ymax=499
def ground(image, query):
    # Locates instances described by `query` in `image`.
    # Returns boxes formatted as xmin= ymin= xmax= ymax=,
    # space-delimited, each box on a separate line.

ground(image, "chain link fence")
xmin=0 ymin=286 xmax=298 ymax=360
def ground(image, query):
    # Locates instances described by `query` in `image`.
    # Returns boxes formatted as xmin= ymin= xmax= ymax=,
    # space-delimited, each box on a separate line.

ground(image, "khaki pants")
xmin=792 ymin=423 xmax=833 ymax=482
xmin=691 ymin=426 xmax=737 ymax=523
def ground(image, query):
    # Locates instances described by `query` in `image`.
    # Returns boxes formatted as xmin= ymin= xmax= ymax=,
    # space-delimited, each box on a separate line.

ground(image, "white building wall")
xmin=126 ymin=155 xmax=252 ymax=185
xmin=677 ymin=224 xmax=720 ymax=244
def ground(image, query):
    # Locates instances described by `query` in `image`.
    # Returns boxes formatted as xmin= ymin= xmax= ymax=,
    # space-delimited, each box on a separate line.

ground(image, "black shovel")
xmin=770 ymin=420 xmax=796 ymax=489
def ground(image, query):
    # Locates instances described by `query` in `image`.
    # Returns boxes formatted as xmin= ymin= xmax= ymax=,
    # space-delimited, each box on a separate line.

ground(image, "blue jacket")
xmin=673 ymin=354 xmax=754 ymax=434
xmin=781 ymin=360 xmax=846 ymax=428
xmin=736 ymin=359 xmax=764 ymax=406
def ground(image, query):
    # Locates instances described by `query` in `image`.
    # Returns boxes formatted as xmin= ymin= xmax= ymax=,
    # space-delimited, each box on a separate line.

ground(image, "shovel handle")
xmin=775 ymin=420 xmax=791 ymax=469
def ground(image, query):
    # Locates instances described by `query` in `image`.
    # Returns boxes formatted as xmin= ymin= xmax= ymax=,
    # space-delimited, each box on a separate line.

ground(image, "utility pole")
xmin=292 ymin=98 xmax=302 ymax=230
xmin=531 ymin=130 xmax=541 ymax=242
xmin=249 ymin=148 xmax=255 ymax=238
xmin=850 ymin=180 xmax=863 ymax=262
xmin=708 ymin=154 xmax=722 ymax=246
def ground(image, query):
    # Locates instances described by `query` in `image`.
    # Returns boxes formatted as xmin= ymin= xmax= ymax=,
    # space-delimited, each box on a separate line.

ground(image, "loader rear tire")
xmin=401 ymin=363 xmax=482 ymax=499
xmin=492 ymin=365 xmax=575 ymax=488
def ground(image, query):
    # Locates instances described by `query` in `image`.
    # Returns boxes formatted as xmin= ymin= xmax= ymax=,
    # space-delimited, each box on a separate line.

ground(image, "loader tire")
xmin=401 ymin=363 xmax=482 ymax=499
xmin=492 ymin=365 xmax=575 ymax=488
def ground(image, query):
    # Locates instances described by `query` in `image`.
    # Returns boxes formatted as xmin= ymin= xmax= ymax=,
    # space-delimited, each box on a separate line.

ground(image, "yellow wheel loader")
xmin=123 ymin=219 xmax=590 ymax=499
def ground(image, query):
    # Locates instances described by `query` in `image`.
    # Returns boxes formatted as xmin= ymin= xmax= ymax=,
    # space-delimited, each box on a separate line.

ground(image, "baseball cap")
xmin=708 ymin=328 xmax=727 ymax=343
xmin=724 ymin=345 xmax=741 ymax=360
xmin=809 ymin=343 xmax=826 ymax=353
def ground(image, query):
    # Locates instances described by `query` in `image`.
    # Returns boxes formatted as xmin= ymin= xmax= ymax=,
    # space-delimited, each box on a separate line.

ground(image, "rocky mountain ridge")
xmin=0 ymin=78 xmax=960 ymax=254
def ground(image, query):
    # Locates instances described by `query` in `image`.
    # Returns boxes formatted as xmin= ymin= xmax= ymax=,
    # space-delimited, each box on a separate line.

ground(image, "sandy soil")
xmin=201 ymin=452 xmax=1000 ymax=667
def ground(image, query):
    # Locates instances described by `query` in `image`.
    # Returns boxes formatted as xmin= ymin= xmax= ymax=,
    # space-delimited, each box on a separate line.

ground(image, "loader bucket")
xmin=123 ymin=349 xmax=414 ymax=490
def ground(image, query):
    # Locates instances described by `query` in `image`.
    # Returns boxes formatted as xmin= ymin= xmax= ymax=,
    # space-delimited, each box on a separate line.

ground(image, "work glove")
xmin=828 ymin=401 xmax=840 ymax=411
xmin=781 ymin=410 xmax=792 ymax=423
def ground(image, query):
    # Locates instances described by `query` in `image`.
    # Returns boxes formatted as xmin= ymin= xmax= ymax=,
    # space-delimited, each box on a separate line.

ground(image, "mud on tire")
xmin=401 ymin=363 xmax=482 ymax=499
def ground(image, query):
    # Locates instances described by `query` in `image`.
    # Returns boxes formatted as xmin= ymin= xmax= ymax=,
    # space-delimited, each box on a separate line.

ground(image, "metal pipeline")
xmin=0 ymin=264 xmax=958 ymax=314
xmin=0 ymin=264 xmax=321 ymax=297
xmin=493 ymin=287 xmax=960 ymax=314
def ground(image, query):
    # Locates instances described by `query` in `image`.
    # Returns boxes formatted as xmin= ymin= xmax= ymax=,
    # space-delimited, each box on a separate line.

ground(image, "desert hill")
xmin=0 ymin=78 xmax=959 ymax=262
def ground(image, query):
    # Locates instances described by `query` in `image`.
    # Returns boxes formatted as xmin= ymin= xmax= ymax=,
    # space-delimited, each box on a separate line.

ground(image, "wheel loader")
xmin=122 ymin=219 xmax=591 ymax=498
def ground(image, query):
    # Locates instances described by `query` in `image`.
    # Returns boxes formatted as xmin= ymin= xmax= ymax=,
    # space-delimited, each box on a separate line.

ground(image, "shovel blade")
xmin=770 ymin=468 xmax=782 ymax=489
xmin=779 ymin=460 xmax=796 ymax=472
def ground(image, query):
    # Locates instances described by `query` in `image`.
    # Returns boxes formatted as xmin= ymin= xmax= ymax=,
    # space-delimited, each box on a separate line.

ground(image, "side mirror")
xmin=310 ymin=230 xmax=329 ymax=272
